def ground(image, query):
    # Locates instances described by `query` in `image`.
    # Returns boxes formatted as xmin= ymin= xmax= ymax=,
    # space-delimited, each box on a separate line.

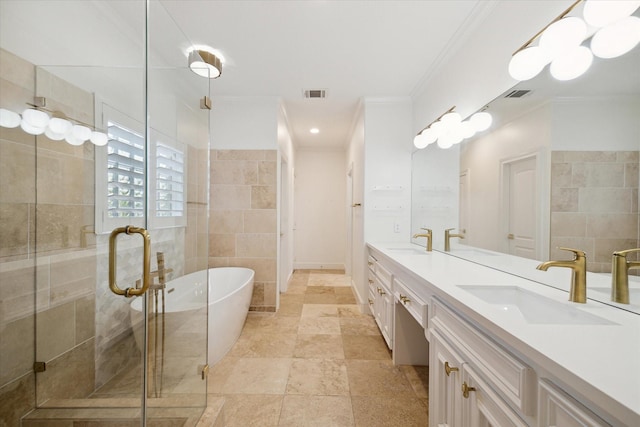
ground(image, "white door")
xmin=505 ymin=156 xmax=537 ymax=259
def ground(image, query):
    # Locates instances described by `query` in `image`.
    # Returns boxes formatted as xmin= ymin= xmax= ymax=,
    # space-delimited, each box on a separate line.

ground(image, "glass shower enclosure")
xmin=0 ymin=1 xmax=211 ymax=425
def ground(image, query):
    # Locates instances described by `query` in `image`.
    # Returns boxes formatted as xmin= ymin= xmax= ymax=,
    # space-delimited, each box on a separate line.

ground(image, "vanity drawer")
xmin=538 ymin=380 xmax=609 ymax=427
xmin=375 ymin=262 xmax=393 ymax=287
xmin=430 ymin=298 xmax=536 ymax=416
xmin=394 ymin=277 xmax=427 ymax=329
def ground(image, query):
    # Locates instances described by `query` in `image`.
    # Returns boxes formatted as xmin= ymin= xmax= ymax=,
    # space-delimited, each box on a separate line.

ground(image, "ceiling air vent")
xmin=304 ymin=89 xmax=327 ymax=99
xmin=504 ymin=89 xmax=531 ymax=98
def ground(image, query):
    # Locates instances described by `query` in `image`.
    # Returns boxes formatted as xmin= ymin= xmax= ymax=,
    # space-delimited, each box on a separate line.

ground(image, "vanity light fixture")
xmin=0 ymin=98 xmax=109 ymax=146
xmin=188 ymin=49 xmax=222 ymax=79
xmin=414 ymin=106 xmax=493 ymax=150
xmin=508 ymin=0 xmax=640 ymax=82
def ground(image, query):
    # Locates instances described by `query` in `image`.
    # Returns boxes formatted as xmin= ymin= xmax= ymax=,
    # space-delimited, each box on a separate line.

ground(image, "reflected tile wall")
xmin=550 ymin=151 xmax=640 ymax=272
xmin=209 ymin=150 xmax=278 ymax=311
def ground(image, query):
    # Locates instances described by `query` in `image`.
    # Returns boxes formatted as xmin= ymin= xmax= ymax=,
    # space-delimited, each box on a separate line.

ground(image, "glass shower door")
xmin=0 ymin=1 xmax=209 ymax=425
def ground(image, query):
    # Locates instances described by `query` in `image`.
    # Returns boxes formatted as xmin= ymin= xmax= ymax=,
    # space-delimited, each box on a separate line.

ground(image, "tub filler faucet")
xmin=444 ymin=228 xmax=464 ymax=252
xmin=413 ymin=228 xmax=432 ymax=251
xmin=537 ymin=247 xmax=587 ymax=303
xmin=611 ymin=248 xmax=640 ymax=304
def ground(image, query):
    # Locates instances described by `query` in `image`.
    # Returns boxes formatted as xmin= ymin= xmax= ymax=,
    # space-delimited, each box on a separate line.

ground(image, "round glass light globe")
xmin=65 ymin=134 xmax=85 ymax=146
xmin=421 ymin=128 xmax=438 ymax=145
xmin=48 ymin=117 xmax=72 ymax=135
xmin=20 ymin=120 xmax=46 ymax=135
xmin=508 ymin=47 xmax=549 ymax=81
xmin=470 ymin=112 xmax=492 ymax=132
xmin=583 ymin=0 xmax=640 ymax=28
xmin=429 ymin=121 xmax=445 ymax=138
xmin=550 ymin=45 xmax=593 ymax=81
xmin=90 ymin=131 xmax=109 ymax=146
xmin=44 ymin=127 xmax=67 ymax=141
xmin=591 ymin=16 xmax=640 ymax=58
xmin=539 ymin=17 xmax=587 ymax=60
xmin=71 ymin=124 xmax=92 ymax=141
xmin=0 ymin=108 xmax=21 ymax=128
xmin=22 ymin=108 xmax=50 ymax=128
xmin=413 ymin=133 xmax=429 ymax=149
xmin=460 ymin=121 xmax=476 ymax=139
xmin=440 ymin=112 xmax=462 ymax=126
xmin=437 ymin=135 xmax=455 ymax=149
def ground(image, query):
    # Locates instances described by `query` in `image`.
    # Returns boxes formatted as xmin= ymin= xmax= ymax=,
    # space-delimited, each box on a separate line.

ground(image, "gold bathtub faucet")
xmin=537 ymin=247 xmax=587 ymax=303
xmin=444 ymin=228 xmax=464 ymax=252
xmin=611 ymin=248 xmax=640 ymax=304
xmin=413 ymin=228 xmax=433 ymax=251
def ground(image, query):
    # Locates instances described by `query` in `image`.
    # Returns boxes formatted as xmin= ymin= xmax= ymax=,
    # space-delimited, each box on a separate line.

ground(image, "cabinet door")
xmin=381 ymin=288 xmax=394 ymax=348
xmin=461 ymin=366 xmax=528 ymax=427
xmin=430 ymin=331 xmax=465 ymax=427
xmin=538 ymin=380 xmax=610 ymax=427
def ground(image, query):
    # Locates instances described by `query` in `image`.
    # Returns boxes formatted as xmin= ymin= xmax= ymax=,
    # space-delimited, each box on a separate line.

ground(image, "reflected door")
xmin=505 ymin=156 xmax=537 ymax=259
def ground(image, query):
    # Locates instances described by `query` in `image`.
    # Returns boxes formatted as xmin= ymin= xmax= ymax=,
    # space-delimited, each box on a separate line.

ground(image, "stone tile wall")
xmin=209 ymin=150 xmax=278 ymax=311
xmin=550 ymin=151 xmax=640 ymax=272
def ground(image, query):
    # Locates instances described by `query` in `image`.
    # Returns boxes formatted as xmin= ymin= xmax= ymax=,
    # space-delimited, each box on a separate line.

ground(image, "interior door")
xmin=505 ymin=156 xmax=537 ymax=259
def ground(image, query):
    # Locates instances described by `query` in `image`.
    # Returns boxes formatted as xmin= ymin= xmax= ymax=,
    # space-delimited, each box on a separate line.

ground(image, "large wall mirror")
xmin=411 ymin=45 xmax=640 ymax=314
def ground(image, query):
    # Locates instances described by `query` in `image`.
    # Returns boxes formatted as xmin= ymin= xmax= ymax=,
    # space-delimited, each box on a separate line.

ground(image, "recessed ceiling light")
xmin=310 ymin=128 xmax=320 ymax=134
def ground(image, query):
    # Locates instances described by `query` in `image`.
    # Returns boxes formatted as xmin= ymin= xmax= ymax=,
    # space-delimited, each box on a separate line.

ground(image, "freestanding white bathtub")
xmin=129 ymin=267 xmax=255 ymax=366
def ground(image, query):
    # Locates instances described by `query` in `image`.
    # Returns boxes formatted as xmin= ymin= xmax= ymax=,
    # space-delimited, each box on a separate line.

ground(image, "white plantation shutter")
xmin=107 ymin=122 xmax=145 ymax=219
xmin=155 ymin=142 xmax=184 ymax=218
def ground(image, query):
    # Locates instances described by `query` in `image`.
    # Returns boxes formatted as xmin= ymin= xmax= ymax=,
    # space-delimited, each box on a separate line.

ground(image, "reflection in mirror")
xmin=411 ymin=44 xmax=640 ymax=313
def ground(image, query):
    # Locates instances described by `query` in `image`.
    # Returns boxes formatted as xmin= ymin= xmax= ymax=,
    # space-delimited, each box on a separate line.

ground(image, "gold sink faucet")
xmin=413 ymin=228 xmax=432 ymax=251
xmin=536 ymin=248 xmax=587 ymax=303
xmin=611 ymin=248 xmax=640 ymax=304
xmin=444 ymin=228 xmax=464 ymax=252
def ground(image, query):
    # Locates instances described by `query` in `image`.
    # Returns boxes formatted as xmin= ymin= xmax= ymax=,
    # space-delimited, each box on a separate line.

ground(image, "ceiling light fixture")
xmin=310 ymin=128 xmax=320 ymax=134
xmin=188 ymin=49 xmax=222 ymax=79
xmin=508 ymin=0 xmax=640 ymax=82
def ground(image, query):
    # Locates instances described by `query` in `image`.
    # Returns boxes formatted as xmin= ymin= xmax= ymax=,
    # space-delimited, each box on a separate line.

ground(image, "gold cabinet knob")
xmin=399 ymin=294 xmax=410 ymax=304
xmin=367 ymin=261 xmax=374 ymax=266
xmin=368 ymin=298 xmax=374 ymax=305
xmin=444 ymin=361 xmax=458 ymax=377
xmin=462 ymin=382 xmax=476 ymax=398
xmin=368 ymin=279 xmax=374 ymax=284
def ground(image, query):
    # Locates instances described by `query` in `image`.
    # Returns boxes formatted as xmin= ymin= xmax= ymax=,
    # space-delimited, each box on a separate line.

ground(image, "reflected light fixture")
xmin=189 ymin=50 xmax=222 ymax=79
xmin=310 ymin=128 xmax=320 ymax=134
xmin=413 ymin=106 xmax=492 ymax=150
xmin=508 ymin=0 xmax=640 ymax=82
xmin=0 ymin=98 xmax=109 ymax=146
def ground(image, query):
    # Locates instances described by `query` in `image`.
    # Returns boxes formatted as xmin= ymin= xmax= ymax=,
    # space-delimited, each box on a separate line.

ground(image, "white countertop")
xmin=367 ymin=241 xmax=640 ymax=426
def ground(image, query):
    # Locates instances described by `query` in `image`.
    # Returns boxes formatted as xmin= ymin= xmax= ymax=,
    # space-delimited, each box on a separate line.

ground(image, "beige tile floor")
xmin=207 ymin=269 xmax=429 ymax=427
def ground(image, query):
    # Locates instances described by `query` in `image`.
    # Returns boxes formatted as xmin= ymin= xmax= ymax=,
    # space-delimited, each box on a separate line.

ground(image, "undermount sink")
xmin=387 ymin=247 xmax=430 ymax=255
xmin=458 ymin=285 xmax=616 ymax=325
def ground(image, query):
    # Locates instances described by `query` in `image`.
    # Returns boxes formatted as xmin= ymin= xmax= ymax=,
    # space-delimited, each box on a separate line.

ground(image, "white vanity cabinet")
xmin=429 ymin=297 xmax=536 ymax=427
xmin=538 ymin=380 xmax=609 ymax=427
xmin=367 ymin=255 xmax=394 ymax=349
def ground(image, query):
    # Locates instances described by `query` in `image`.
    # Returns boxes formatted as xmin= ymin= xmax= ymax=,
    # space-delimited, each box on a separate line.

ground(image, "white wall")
xmin=552 ymin=96 xmax=640 ymax=151
xmin=293 ymin=149 xmax=347 ymax=269
xmin=364 ymin=98 xmax=413 ymax=242
xmin=459 ymin=102 xmax=552 ymax=253
xmin=211 ymin=96 xmax=279 ymax=149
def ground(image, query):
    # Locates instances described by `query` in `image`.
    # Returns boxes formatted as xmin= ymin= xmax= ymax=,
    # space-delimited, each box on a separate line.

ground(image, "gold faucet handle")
xmin=558 ymin=247 xmax=586 ymax=258
xmin=420 ymin=228 xmax=432 ymax=234
xmin=613 ymin=248 xmax=640 ymax=258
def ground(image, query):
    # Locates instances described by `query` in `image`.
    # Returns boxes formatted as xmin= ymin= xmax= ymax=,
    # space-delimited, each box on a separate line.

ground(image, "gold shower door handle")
xmin=109 ymin=226 xmax=151 ymax=298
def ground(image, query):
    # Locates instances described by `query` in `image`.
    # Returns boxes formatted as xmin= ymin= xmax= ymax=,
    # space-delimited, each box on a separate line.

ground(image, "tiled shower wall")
xmin=209 ymin=150 xmax=278 ymax=311
xmin=550 ymin=151 xmax=640 ymax=272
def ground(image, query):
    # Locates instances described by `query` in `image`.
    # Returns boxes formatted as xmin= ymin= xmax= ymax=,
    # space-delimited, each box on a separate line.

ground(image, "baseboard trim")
xmin=351 ymin=277 xmax=368 ymax=314
xmin=293 ymin=263 xmax=345 ymax=270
